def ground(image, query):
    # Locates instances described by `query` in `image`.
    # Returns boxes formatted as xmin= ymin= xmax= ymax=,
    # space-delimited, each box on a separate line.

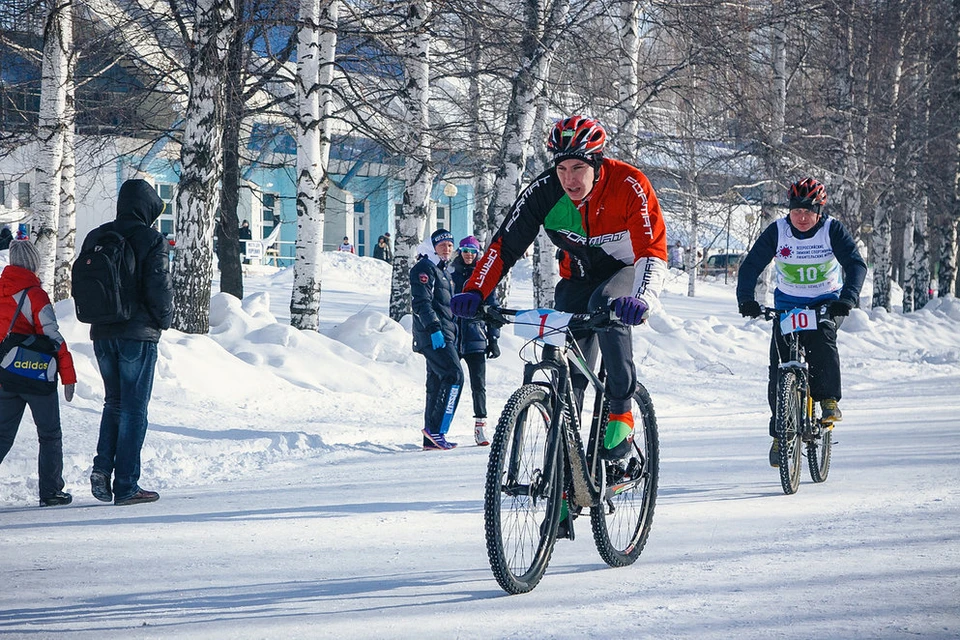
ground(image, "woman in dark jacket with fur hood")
xmin=448 ymin=236 xmax=500 ymax=446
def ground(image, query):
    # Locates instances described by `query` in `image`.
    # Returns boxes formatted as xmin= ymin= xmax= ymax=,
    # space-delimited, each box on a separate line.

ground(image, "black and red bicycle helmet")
xmin=788 ymin=178 xmax=827 ymax=212
xmin=547 ymin=116 xmax=607 ymax=167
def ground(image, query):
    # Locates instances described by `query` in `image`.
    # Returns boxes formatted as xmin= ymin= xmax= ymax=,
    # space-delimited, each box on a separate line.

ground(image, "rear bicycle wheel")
xmin=807 ymin=402 xmax=833 ymax=483
xmin=590 ymin=384 xmax=660 ymax=567
xmin=484 ymin=384 xmax=563 ymax=594
xmin=775 ymin=371 xmax=803 ymax=494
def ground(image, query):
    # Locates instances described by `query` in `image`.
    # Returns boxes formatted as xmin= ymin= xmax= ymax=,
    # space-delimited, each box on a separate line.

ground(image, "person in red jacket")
xmin=451 ymin=115 xmax=668 ymax=462
xmin=0 ymin=240 xmax=77 ymax=507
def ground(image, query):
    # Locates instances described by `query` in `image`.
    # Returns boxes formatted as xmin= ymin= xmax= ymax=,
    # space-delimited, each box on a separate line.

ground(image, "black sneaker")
xmin=39 ymin=491 xmax=72 ymax=507
xmin=115 ymin=489 xmax=160 ymax=506
xmin=90 ymin=470 xmax=112 ymax=503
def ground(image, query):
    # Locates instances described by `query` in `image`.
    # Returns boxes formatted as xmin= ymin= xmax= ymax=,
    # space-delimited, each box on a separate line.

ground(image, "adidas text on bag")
xmin=72 ymin=228 xmax=136 ymax=324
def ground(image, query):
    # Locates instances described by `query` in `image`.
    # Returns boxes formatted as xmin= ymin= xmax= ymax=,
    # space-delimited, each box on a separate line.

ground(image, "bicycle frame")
xmin=502 ymin=307 xmax=632 ymax=512
xmin=765 ymin=306 xmax=829 ymax=440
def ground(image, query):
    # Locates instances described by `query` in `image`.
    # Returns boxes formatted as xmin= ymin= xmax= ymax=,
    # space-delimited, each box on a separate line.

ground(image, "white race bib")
xmin=513 ymin=309 xmax=573 ymax=347
xmin=779 ymin=308 xmax=818 ymax=335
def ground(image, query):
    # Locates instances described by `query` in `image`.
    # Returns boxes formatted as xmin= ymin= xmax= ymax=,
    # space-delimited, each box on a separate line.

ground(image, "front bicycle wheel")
xmin=590 ymin=384 xmax=659 ymax=567
xmin=806 ymin=401 xmax=833 ymax=483
xmin=484 ymin=384 xmax=563 ymax=594
xmin=775 ymin=370 xmax=803 ymax=494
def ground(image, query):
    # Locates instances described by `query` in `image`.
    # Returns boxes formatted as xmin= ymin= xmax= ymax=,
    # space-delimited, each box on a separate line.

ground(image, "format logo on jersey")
xmin=774 ymin=218 xmax=842 ymax=299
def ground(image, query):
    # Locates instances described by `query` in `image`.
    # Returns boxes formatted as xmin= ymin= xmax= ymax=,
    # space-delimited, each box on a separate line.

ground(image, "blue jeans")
xmin=92 ymin=339 xmax=158 ymax=502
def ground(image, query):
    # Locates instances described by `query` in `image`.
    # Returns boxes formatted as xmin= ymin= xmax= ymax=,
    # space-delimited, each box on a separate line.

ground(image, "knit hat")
xmin=431 ymin=229 xmax=454 ymax=247
xmin=9 ymin=240 xmax=40 ymax=273
xmin=459 ymin=235 xmax=481 ymax=251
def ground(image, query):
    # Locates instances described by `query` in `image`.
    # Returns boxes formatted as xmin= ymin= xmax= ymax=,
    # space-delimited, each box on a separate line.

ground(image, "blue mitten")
xmin=430 ymin=331 xmax=446 ymax=349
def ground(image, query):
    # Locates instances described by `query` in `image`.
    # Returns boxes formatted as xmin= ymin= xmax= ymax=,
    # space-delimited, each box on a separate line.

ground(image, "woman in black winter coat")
xmin=449 ymin=236 xmax=500 ymax=446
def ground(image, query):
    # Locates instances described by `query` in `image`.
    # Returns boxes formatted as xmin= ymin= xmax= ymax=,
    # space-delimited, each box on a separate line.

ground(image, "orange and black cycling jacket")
xmin=464 ymin=158 xmax=668 ymax=303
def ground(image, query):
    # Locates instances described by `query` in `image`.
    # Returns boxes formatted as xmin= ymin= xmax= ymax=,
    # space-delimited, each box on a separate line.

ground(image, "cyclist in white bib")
xmin=737 ymin=178 xmax=867 ymax=465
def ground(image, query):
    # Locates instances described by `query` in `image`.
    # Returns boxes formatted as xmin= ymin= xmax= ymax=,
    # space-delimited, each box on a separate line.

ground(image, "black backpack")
xmin=72 ymin=226 xmax=137 ymax=324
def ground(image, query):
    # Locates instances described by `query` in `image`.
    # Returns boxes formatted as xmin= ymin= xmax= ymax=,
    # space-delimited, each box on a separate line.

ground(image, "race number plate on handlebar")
xmin=513 ymin=309 xmax=573 ymax=347
xmin=780 ymin=308 xmax=818 ymax=335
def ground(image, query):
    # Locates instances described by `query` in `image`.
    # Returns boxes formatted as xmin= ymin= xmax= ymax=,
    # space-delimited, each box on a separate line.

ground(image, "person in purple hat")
xmin=449 ymin=235 xmax=500 ymax=446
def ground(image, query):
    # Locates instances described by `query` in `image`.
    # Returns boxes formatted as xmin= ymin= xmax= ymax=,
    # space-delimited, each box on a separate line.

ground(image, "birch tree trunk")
xmin=173 ymin=0 xmax=233 ymax=333
xmin=34 ymin=0 xmax=71 ymax=291
xmin=617 ymin=0 xmax=642 ymax=164
xmin=290 ymin=0 xmax=338 ymax=330
xmin=486 ymin=0 xmax=568 ymax=236
xmin=217 ymin=0 xmax=247 ymax=301
xmin=939 ymin=0 xmax=960 ymax=296
xmin=54 ymin=69 xmax=76 ymax=302
xmin=389 ymin=0 xmax=434 ymax=321
xmin=832 ymin=0 xmax=869 ymax=243
xmin=871 ymin=2 xmax=907 ymax=312
xmin=755 ymin=0 xmax=786 ymax=305
xmin=903 ymin=10 xmax=932 ymax=312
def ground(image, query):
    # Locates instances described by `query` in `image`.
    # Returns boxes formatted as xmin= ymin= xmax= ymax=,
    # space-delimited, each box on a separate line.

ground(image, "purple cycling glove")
xmin=614 ymin=296 xmax=649 ymax=325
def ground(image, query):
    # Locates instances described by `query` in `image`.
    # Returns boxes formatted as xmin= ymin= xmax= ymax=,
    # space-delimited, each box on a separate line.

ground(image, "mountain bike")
xmin=478 ymin=306 xmax=659 ymax=594
xmin=762 ymin=306 xmax=834 ymax=495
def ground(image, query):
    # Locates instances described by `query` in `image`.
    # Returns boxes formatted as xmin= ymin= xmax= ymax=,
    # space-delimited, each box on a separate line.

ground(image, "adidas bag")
xmin=0 ymin=291 xmax=58 ymax=395
xmin=72 ymin=227 xmax=136 ymax=324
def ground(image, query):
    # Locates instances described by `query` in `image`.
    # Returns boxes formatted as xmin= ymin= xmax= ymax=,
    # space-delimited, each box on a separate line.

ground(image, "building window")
xmin=17 ymin=182 xmax=30 ymax=208
xmin=0 ymin=181 xmax=5 ymax=208
xmin=354 ymin=199 xmax=367 ymax=256
xmin=262 ymin=193 xmax=280 ymax=235
xmin=436 ymin=204 xmax=447 ymax=231
xmin=157 ymin=183 xmax=177 ymax=236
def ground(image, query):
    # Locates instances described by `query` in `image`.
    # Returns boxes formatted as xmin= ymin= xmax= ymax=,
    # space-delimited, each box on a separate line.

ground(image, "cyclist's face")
xmin=556 ymin=159 xmax=596 ymax=201
xmin=789 ymin=207 xmax=820 ymax=232
xmin=434 ymin=240 xmax=454 ymax=261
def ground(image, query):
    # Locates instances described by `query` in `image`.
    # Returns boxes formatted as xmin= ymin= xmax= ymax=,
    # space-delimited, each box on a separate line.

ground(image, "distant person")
xmin=373 ymin=235 xmax=392 ymax=263
xmin=77 ymin=179 xmax=173 ymax=506
xmin=737 ymin=178 xmax=866 ymax=466
xmin=0 ymin=226 xmax=12 ymax=250
xmin=668 ymin=240 xmax=686 ymax=270
xmin=15 ymin=225 xmax=28 ymax=241
xmin=0 ymin=240 xmax=77 ymax=507
xmin=338 ymin=236 xmax=355 ymax=253
xmin=411 ymin=229 xmax=463 ymax=450
xmin=238 ymin=220 xmax=252 ymax=264
xmin=449 ymin=236 xmax=499 ymax=446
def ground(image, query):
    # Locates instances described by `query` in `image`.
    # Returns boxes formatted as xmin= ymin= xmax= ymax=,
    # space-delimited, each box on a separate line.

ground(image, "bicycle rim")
xmin=776 ymin=371 xmax=803 ymax=494
xmin=590 ymin=385 xmax=660 ymax=567
xmin=484 ymin=384 xmax=562 ymax=594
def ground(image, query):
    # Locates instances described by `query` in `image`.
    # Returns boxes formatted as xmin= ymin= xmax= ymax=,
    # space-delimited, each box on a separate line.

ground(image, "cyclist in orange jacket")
xmin=451 ymin=115 xmax=668 ymax=460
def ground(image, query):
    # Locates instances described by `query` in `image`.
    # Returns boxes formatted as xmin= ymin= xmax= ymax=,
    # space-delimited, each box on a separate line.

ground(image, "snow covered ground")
xmin=1 ymin=251 xmax=958 ymax=639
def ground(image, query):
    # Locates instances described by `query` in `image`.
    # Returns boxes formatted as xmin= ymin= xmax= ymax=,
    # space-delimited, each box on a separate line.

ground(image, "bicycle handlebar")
xmin=759 ymin=304 xmax=831 ymax=322
xmin=478 ymin=305 xmax=618 ymax=333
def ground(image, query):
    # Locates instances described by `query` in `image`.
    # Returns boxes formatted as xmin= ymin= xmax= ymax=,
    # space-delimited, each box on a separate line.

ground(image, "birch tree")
xmin=173 ymin=0 xmax=234 ymax=333
xmin=870 ymin=1 xmax=907 ymax=312
xmin=290 ymin=0 xmax=339 ymax=330
xmin=54 ymin=49 xmax=76 ymax=302
xmin=389 ymin=0 xmax=434 ymax=321
xmin=938 ymin=0 xmax=960 ymax=297
xmin=34 ymin=0 xmax=71 ymax=291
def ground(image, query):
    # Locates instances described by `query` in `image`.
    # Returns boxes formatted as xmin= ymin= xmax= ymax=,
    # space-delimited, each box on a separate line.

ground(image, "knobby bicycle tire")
xmin=590 ymin=384 xmax=660 ymax=567
xmin=776 ymin=371 xmax=803 ymax=494
xmin=484 ymin=384 xmax=563 ymax=594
